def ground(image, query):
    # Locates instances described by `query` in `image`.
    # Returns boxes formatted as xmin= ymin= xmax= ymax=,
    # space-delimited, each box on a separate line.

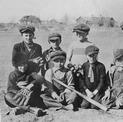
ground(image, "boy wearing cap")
xmin=42 ymin=33 xmax=64 ymax=76
xmin=42 ymin=51 xmax=77 ymax=110
xmin=4 ymin=52 xmax=50 ymax=116
xmin=80 ymin=45 xmax=106 ymax=109
xmin=102 ymin=49 xmax=123 ymax=109
xmin=12 ymin=25 xmax=43 ymax=74
xmin=66 ymin=23 xmax=94 ymax=67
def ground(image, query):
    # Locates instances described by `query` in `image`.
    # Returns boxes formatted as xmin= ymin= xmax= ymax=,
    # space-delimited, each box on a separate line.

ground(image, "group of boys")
xmin=4 ymin=23 xmax=123 ymax=116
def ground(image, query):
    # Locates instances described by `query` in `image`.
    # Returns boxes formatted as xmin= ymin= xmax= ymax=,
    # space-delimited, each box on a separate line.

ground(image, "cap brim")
xmin=20 ymin=29 xmax=34 ymax=33
xmin=73 ymin=29 xmax=87 ymax=33
xmin=115 ymin=54 xmax=123 ymax=60
xmin=51 ymin=56 xmax=66 ymax=61
xmin=49 ymin=37 xmax=60 ymax=40
xmin=87 ymin=52 xmax=98 ymax=56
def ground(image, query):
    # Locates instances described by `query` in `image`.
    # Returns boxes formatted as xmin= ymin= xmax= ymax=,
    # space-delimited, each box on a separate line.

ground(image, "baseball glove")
xmin=13 ymin=88 xmax=32 ymax=106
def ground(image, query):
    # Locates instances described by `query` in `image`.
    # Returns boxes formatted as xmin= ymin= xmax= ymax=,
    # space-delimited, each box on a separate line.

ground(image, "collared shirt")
xmin=45 ymin=67 xmax=75 ymax=95
xmin=23 ymin=41 xmax=33 ymax=52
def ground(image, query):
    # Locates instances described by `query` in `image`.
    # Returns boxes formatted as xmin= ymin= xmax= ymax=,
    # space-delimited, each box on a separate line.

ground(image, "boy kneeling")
xmin=44 ymin=51 xmax=77 ymax=110
xmin=4 ymin=52 xmax=47 ymax=116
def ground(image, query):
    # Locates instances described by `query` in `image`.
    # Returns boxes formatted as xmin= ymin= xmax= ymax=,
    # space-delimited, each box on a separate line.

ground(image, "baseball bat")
xmin=53 ymin=77 xmax=108 ymax=111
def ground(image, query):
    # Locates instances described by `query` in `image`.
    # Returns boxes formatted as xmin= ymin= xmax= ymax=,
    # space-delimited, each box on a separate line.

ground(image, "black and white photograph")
xmin=1 ymin=0 xmax=123 ymax=122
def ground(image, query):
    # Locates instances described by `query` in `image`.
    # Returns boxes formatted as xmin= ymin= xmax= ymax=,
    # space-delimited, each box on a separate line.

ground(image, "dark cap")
xmin=49 ymin=51 xmax=66 ymax=61
xmin=48 ymin=33 xmax=61 ymax=41
xmin=113 ymin=49 xmax=123 ymax=60
xmin=12 ymin=52 xmax=28 ymax=67
xmin=73 ymin=24 xmax=90 ymax=33
xmin=19 ymin=25 xmax=35 ymax=33
xmin=85 ymin=45 xmax=99 ymax=55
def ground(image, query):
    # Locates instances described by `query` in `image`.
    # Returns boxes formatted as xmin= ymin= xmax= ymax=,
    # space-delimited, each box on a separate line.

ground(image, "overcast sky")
xmin=0 ymin=0 xmax=123 ymax=22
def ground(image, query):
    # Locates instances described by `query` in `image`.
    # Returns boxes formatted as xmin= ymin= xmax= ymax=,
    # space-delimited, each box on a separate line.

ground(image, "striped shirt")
xmin=67 ymin=39 xmax=93 ymax=66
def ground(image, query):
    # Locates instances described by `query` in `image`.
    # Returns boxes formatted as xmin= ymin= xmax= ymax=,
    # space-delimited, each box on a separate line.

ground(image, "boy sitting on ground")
xmin=4 ymin=52 xmax=48 ymax=116
xmin=42 ymin=51 xmax=77 ymax=110
xmin=80 ymin=45 xmax=106 ymax=109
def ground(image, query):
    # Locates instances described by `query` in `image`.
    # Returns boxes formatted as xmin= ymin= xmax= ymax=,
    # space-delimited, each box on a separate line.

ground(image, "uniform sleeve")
xmin=7 ymin=72 xmax=18 ymax=93
xmin=45 ymin=69 xmax=52 ymax=83
xmin=12 ymin=44 xmax=19 ymax=66
xmin=41 ymin=50 xmax=48 ymax=76
xmin=44 ymin=69 xmax=54 ymax=93
xmin=106 ymin=71 xmax=112 ymax=88
xmin=80 ymin=64 xmax=88 ymax=90
xmin=96 ymin=64 xmax=106 ymax=91
xmin=38 ymin=45 xmax=43 ymax=57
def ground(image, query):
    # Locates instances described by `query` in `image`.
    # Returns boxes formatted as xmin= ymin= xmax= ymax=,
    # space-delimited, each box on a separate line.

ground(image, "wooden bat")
xmin=53 ymin=77 xmax=108 ymax=111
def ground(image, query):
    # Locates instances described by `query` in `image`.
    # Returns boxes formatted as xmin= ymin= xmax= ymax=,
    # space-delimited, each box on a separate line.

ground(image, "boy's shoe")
xmin=9 ymin=107 xmax=27 ymax=115
xmin=29 ymin=107 xmax=46 ymax=117
xmin=64 ymin=104 xmax=73 ymax=110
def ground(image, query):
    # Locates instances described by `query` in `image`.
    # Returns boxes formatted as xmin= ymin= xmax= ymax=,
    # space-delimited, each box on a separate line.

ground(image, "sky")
xmin=0 ymin=0 xmax=123 ymax=22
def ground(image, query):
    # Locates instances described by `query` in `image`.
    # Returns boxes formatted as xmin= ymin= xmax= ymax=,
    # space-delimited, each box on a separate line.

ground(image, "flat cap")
xmin=48 ymin=33 xmax=61 ymax=41
xmin=73 ymin=24 xmax=90 ymax=33
xmin=12 ymin=52 xmax=28 ymax=67
xmin=49 ymin=51 xmax=66 ymax=61
xmin=113 ymin=49 xmax=123 ymax=60
xmin=19 ymin=25 xmax=35 ymax=33
xmin=85 ymin=45 xmax=99 ymax=55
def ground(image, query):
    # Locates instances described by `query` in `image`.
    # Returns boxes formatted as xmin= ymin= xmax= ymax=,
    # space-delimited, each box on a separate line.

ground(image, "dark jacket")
xmin=80 ymin=61 xmax=106 ymax=93
xmin=7 ymin=69 xmax=39 ymax=93
xmin=12 ymin=41 xmax=43 ymax=72
xmin=7 ymin=67 xmax=53 ymax=94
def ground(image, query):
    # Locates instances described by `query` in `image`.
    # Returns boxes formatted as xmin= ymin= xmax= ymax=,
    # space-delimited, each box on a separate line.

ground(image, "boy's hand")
xmin=102 ymin=89 xmax=110 ymax=101
xmin=26 ymin=84 xmax=34 ymax=90
xmin=51 ymin=92 xmax=60 ymax=100
xmin=60 ymin=92 xmax=65 ymax=101
xmin=85 ymin=89 xmax=94 ymax=98
xmin=29 ymin=57 xmax=43 ymax=65
xmin=17 ymin=81 xmax=28 ymax=88
xmin=93 ymin=89 xmax=98 ymax=96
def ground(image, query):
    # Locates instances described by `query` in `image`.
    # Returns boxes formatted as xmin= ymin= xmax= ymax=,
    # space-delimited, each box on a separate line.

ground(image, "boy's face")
xmin=115 ymin=56 xmax=123 ymax=67
xmin=76 ymin=31 xmax=87 ymax=39
xmin=22 ymin=32 xmax=34 ymax=44
xmin=49 ymin=39 xmax=61 ymax=49
xmin=52 ymin=58 xmax=66 ymax=69
xmin=87 ymin=53 xmax=98 ymax=64
xmin=17 ymin=63 xmax=28 ymax=73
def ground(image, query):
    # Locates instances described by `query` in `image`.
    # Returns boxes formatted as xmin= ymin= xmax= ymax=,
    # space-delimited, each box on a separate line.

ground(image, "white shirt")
xmin=66 ymin=40 xmax=93 ymax=66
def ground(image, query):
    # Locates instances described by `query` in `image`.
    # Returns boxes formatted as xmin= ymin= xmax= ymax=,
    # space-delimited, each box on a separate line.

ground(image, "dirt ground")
xmin=1 ymin=27 xmax=123 ymax=122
